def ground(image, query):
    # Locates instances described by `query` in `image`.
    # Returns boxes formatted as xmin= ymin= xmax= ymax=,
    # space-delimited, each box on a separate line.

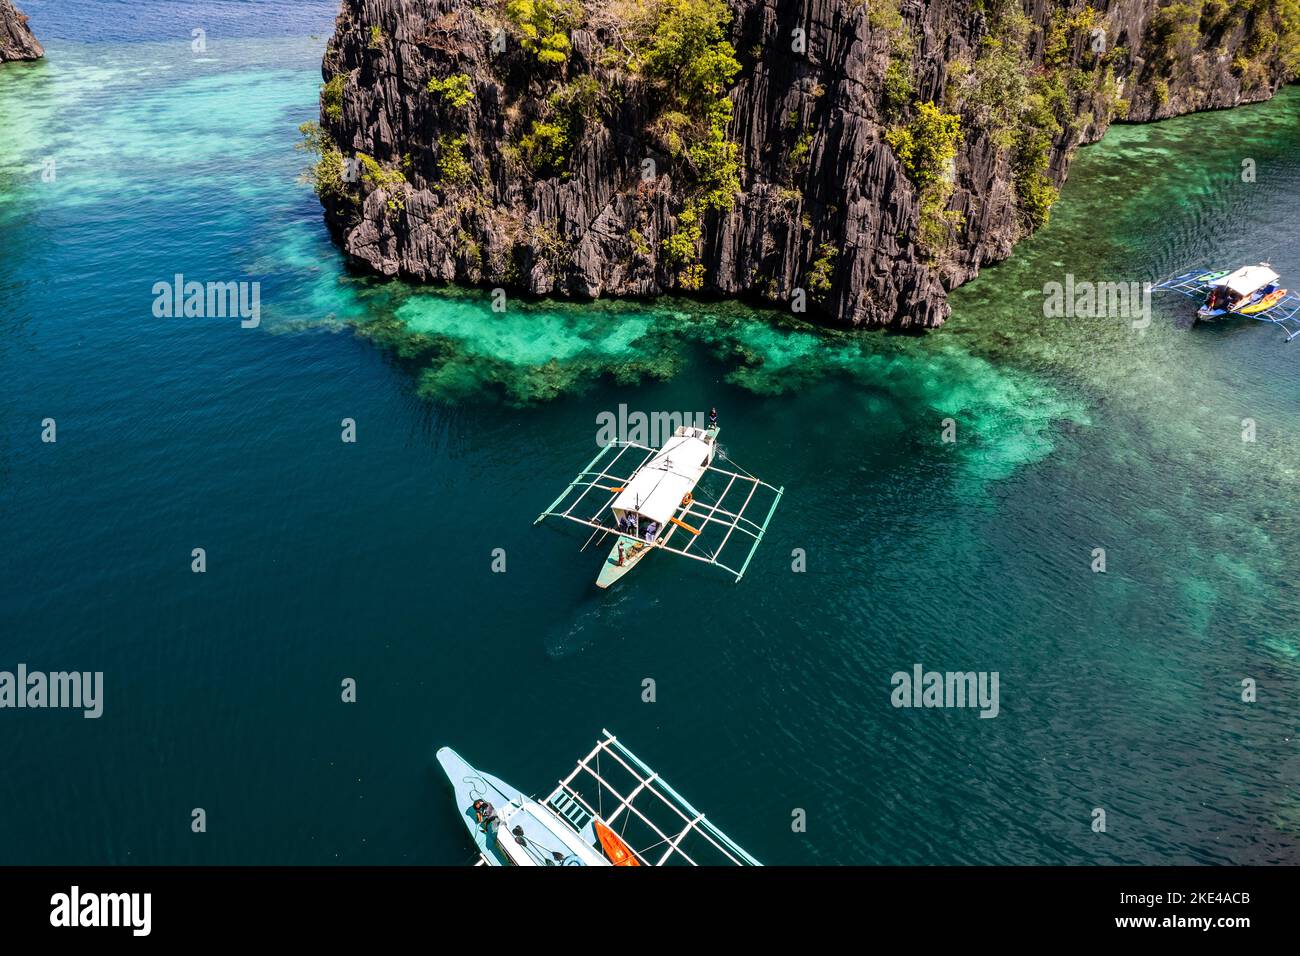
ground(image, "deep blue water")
xmin=1 ymin=1 xmax=1298 ymax=865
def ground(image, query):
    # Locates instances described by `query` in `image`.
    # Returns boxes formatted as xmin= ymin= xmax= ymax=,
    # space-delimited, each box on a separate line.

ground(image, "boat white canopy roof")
xmin=1211 ymin=265 xmax=1279 ymax=296
xmin=611 ymin=431 xmax=712 ymax=526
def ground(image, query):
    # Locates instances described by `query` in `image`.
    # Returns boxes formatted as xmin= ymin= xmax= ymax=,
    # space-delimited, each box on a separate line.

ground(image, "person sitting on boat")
xmin=473 ymin=799 xmax=497 ymax=831
xmin=644 ymin=521 xmax=658 ymax=543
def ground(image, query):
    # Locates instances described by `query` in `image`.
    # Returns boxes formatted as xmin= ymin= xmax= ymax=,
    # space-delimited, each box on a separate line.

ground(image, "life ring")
xmin=681 ymin=492 xmax=693 ymax=508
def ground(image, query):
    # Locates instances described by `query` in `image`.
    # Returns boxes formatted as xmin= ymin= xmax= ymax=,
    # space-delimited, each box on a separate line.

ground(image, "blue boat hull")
xmin=435 ymin=746 xmax=523 ymax=865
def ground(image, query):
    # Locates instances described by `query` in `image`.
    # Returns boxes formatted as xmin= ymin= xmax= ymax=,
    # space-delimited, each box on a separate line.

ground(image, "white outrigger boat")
xmin=535 ymin=417 xmax=783 ymax=588
xmin=1155 ymin=263 xmax=1300 ymax=339
xmin=436 ymin=730 xmax=761 ymax=866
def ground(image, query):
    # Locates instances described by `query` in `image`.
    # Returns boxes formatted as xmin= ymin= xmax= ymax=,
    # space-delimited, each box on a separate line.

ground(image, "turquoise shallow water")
xmin=0 ymin=2 xmax=1298 ymax=865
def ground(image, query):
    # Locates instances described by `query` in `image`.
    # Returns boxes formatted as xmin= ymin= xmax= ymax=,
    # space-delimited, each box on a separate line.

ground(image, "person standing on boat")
xmin=709 ymin=407 xmax=718 ymax=428
xmin=644 ymin=520 xmax=658 ymax=543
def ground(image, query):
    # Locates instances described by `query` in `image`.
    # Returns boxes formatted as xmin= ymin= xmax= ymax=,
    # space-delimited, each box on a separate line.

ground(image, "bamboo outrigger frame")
xmin=545 ymin=730 xmax=762 ymax=866
xmin=534 ymin=436 xmax=784 ymax=583
xmin=441 ymin=730 xmax=762 ymax=867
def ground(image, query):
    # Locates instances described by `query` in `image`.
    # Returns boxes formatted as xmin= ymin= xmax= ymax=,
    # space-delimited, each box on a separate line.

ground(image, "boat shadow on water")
xmin=541 ymin=585 xmax=670 ymax=659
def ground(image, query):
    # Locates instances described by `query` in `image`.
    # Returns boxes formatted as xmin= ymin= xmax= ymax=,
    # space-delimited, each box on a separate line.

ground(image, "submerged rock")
xmin=0 ymin=0 xmax=42 ymax=62
xmin=311 ymin=0 xmax=1297 ymax=330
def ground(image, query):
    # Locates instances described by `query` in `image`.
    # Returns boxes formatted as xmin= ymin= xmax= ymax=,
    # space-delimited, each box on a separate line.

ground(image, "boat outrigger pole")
xmin=534 ymin=443 xmax=612 ymax=526
xmin=736 ymin=485 xmax=784 ymax=582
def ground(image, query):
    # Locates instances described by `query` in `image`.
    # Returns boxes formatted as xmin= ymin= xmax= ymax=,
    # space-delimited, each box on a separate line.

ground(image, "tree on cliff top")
xmin=505 ymin=0 xmax=581 ymax=65
xmin=639 ymin=0 xmax=742 ymax=210
xmin=641 ymin=0 xmax=740 ymax=102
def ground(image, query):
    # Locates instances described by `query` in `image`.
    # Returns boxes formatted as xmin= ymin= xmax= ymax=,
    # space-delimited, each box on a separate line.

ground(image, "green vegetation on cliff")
xmin=1140 ymin=0 xmax=1300 ymax=92
xmin=1233 ymin=0 xmax=1300 ymax=89
xmin=357 ymin=153 xmax=408 ymax=210
xmin=887 ymin=101 xmax=964 ymax=256
xmin=807 ymin=244 xmax=837 ymax=302
xmin=869 ymin=0 xmax=916 ymax=128
xmin=632 ymin=0 xmax=743 ymax=282
xmin=402 ymin=0 xmax=746 ymax=288
xmin=427 ymin=73 xmax=475 ymax=108
xmin=519 ymin=120 xmax=569 ymax=175
xmin=505 ymin=0 xmax=579 ymax=65
xmin=437 ymin=134 xmax=473 ymax=187
xmin=639 ymin=0 xmax=743 ymax=213
xmin=662 ymin=203 xmax=705 ymax=289
xmin=321 ymin=74 xmax=345 ymax=122
xmin=886 ymin=101 xmax=962 ymax=190
xmin=939 ymin=1 xmax=1125 ymax=233
xmin=297 ymin=121 xmax=352 ymax=204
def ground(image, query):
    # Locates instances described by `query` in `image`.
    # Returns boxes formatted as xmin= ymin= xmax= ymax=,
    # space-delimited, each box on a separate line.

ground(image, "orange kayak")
xmin=594 ymin=820 xmax=641 ymax=866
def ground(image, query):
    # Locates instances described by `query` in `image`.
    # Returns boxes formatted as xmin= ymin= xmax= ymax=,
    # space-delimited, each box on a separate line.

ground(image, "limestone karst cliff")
xmin=0 ymin=0 xmax=42 ymax=62
xmin=306 ymin=0 xmax=1298 ymax=329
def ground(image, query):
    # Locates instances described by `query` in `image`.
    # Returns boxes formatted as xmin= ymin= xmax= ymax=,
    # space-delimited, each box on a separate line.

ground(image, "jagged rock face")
xmin=0 ymin=0 xmax=42 ymax=62
xmin=316 ymin=0 xmax=1295 ymax=329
